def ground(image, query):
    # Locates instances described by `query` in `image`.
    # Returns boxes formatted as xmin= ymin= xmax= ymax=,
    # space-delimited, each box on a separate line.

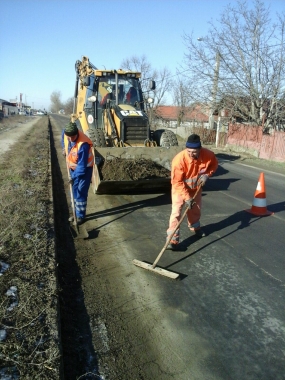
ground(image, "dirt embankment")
xmin=0 ymin=114 xmax=39 ymax=130
xmin=0 ymin=116 xmax=61 ymax=379
xmin=0 ymin=115 xmax=43 ymax=158
xmin=0 ymin=116 xmax=99 ymax=379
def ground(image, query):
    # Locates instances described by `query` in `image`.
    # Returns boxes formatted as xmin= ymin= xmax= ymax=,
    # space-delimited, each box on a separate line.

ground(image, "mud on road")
xmin=101 ymin=157 xmax=170 ymax=181
xmin=50 ymin=117 xmax=176 ymax=380
xmin=50 ymin=117 xmax=285 ymax=380
xmin=1 ymin=115 xmax=169 ymax=379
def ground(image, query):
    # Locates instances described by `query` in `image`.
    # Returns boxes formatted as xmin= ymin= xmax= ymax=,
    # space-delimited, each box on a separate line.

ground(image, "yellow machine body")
xmin=72 ymin=56 xmax=181 ymax=193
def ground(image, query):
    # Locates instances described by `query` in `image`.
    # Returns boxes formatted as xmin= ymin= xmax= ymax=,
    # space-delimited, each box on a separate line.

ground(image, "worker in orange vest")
xmin=62 ymin=122 xmax=94 ymax=224
xmin=166 ymin=134 xmax=218 ymax=250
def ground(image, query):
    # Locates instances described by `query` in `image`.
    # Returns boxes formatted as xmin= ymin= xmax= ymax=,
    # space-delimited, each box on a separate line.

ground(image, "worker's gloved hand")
xmin=68 ymin=178 xmax=74 ymax=185
xmin=185 ymin=198 xmax=195 ymax=209
xmin=62 ymin=148 xmax=66 ymax=157
xmin=198 ymin=174 xmax=209 ymax=187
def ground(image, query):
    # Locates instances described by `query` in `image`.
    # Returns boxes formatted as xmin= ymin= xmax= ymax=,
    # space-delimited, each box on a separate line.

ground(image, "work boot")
xmin=166 ymin=243 xmax=179 ymax=251
xmin=194 ymin=229 xmax=206 ymax=238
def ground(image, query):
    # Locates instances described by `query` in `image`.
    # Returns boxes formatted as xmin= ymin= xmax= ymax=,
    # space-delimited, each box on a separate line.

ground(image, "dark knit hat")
xmin=64 ymin=122 xmax=78 ymax=136
xmin=186 ymin=134 xmax=201 ymax=149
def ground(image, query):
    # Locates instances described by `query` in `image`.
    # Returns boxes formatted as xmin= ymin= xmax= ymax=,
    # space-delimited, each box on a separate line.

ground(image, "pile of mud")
xmin=101 ymin=157 xmax=170 ymax=181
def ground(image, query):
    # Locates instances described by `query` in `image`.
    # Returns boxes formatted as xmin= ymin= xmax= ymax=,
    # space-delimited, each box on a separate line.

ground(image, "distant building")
xmin=0 ymin=99 xmax=18 ymax=118
xmin=153 ymin=105 xmax=211 ymax=129
xmin=152 ymin=104 xmax=221 ymax=143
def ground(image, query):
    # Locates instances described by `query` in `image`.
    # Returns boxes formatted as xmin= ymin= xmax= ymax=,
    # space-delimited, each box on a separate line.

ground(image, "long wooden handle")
xmin=66 ymin=162 xmax=78 ymax=229
xmin=152 ymin=184 xmax=202 ymax=269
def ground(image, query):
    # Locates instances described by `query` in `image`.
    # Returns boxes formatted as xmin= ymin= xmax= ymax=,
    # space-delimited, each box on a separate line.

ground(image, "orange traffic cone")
xmin=246 ymin=172 xmax=273 ymax=216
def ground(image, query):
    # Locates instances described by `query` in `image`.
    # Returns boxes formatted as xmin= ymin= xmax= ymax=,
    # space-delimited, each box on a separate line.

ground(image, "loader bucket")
xmin=91 ymin=146 xmax=183 ymax=194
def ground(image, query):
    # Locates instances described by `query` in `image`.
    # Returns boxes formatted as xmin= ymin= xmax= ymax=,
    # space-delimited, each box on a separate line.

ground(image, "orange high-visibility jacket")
xmin=64 ymin=131 xmax=94 ymax=170
xmin=171 ymin=147 xmax=218 ymax=200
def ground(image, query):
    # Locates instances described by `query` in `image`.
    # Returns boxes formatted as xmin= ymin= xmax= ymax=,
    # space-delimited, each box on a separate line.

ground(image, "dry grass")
xmin=0 ymin=118 xmax=61 ymax=379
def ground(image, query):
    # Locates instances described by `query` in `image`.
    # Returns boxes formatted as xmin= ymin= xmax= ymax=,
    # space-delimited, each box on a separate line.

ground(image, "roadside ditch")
xmin=0 ymin=117 xmax=102 ymax=379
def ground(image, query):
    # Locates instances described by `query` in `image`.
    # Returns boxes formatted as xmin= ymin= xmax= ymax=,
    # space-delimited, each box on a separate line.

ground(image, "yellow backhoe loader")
xmin=71 ymin=56 xmax=182 ymax=193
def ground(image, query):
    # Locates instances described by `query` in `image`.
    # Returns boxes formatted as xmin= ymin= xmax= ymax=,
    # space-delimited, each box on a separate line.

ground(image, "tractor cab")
xmin=83 ymin=70 xmax=153 ymax=146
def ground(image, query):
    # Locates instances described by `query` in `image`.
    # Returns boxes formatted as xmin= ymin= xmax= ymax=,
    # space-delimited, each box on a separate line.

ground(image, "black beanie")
xmin=64 ymin=122 xmax=78 ymax=137
xmin=186 ymin=134 xmax=201 ymax=149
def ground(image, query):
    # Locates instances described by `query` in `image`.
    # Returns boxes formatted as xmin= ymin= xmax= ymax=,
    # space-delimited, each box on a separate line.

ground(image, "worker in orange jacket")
xmin=62 ymin=122 xmax=94 ymax=224
xmin=166 ymin=134 xmax=218 ymax=250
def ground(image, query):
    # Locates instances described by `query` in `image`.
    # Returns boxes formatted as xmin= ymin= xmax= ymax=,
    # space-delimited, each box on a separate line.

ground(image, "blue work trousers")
xmin=70 ymin=168 xmax=92 ymax=218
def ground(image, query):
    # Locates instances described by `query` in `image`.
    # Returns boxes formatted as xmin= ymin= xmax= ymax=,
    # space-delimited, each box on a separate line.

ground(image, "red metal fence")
xmin=227 ymin=124 xmax=285 ymax=162
xmin=190 ymin=124 xmax=285 ymax=162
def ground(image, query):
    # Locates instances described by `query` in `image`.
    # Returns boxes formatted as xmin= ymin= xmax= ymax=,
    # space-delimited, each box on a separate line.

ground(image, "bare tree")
xmin=50 ymin=91 xmax=64 ymax=113
xmin=182 ymin=0 xmax=285 ymax=130
xmin=120 ymin=55 xmax=173 ymax=106
xmin=171 ymin=77 xmax=192 ymax=126
xmin=121 ymin=55 xmax=153 ymax=92
xmin=154 ymin=67 xmax=173 ymax=105
xmin=63 ymin=97 xmax=74 ymax=115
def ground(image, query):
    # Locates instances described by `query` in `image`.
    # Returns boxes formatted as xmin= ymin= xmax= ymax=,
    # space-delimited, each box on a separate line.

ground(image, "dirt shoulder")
xmin=0 ymin=117 xmax=61 ymax=379
xmin=0 ymin=115 xmax=43 ymax=158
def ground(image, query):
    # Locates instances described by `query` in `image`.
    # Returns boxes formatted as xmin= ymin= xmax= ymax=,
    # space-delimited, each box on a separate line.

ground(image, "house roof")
xmin=0 ymin=99 xmax=17 ymax=106
xmin=154 ymin=105 xmax=209 ymax=122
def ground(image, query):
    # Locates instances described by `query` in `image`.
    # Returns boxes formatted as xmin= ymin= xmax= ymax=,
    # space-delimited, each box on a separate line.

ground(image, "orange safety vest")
xmin=64 ymin=131 xmax=94 ymax=170
xmin=171 ymin=147 xmax=218 ymax=200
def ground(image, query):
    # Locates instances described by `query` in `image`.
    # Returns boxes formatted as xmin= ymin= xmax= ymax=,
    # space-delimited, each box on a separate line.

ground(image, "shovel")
xmin=66 ymin=163 xmax=89 ymax=239
xmin=133 ymin=184 xmax=202 ymax=279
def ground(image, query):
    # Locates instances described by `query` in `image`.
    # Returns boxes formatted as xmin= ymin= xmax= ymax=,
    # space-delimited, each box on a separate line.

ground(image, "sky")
xmin=1 ymin=0 xmax=284 ymax=110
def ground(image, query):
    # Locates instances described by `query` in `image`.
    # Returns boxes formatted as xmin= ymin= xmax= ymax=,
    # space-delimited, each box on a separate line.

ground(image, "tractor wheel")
xmin=85 ymin=128 xmax=106 ymax=147
xmin=153 ymin=129 xmax=178 ymax=147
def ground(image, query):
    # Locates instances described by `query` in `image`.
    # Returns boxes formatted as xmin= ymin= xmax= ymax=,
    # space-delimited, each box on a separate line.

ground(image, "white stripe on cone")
xmin=252 ymin=198 xmax=267 ymax=207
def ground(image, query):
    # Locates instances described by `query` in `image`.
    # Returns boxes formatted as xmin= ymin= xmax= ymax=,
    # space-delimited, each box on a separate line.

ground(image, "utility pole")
xmin=210 ymin=51 xmax=220 ymax=129
xmin=215 ymin=117 xmax=221 ymax=147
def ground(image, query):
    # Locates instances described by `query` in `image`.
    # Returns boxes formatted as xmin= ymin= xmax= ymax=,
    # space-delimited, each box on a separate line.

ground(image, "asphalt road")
xmin=51 ymin=114 xmax=285 ymax=380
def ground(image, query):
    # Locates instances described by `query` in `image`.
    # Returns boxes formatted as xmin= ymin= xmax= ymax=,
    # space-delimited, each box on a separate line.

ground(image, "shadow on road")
xmin=86 ymin=193 xmax=171 ymax=238
xmin=166 ymin=200 xmax=284 ymax=271
xmin=215 ymin=153 xmax=241 ymax=162
xmin=166 ymin=211 xmax=260 ymax=270
xmin=205 ymin=177 xmax=240 ymax=191
xmin=212 ymin=164 xmax=230 ymax=177
xmin=87 ymin=193 xmax=171 ymax=221
xmin=201 ymin=164 xmax=240 ymax=191
xmin=266 ymin=201 xmax=285 ymax=213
